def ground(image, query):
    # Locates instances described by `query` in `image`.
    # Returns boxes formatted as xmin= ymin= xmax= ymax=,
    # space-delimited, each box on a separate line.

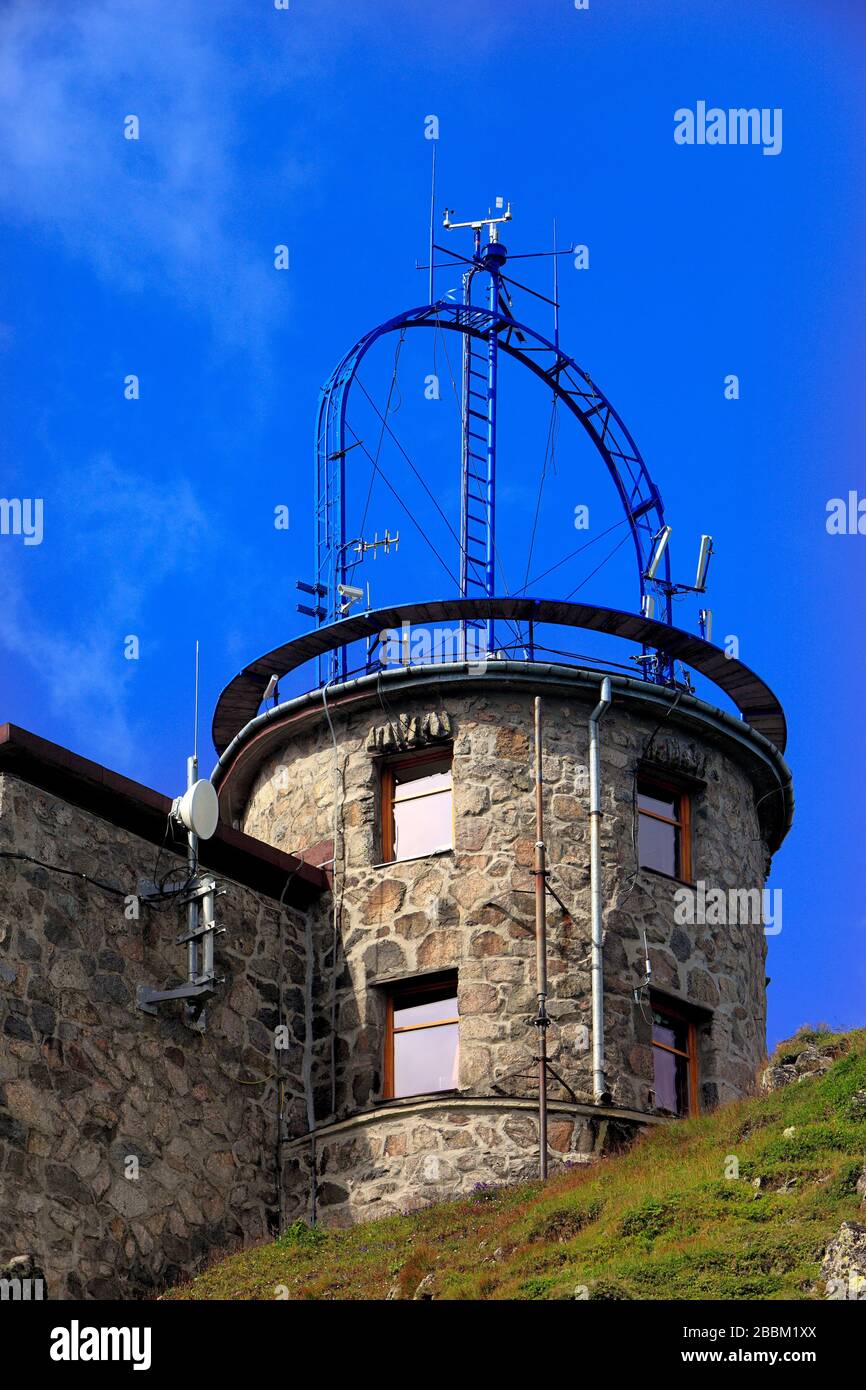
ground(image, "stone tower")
xmin=211 ymin=639 xmax=792 ymax=1226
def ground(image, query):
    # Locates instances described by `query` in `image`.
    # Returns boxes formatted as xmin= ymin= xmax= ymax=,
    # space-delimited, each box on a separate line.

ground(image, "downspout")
xmin=589 ymin=677 xmax=612 ymax=1103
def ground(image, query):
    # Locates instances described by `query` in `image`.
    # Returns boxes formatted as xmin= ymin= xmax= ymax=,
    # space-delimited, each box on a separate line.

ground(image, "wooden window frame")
xmin=637 ymin=772 xmax=693 ymax=884
xmin=649 ymin=993 xmax=700 ymax=1116
xmin=380 ymin=747 xmax=454 ymax=864
xmin=383 ymin=973 xmax=459 ymax=1100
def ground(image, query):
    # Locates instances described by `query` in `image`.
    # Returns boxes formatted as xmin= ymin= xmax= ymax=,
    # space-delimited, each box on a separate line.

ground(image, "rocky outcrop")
xmin=821 ymin=1221 xmax=866 ymax=1300
xmin=0 ymin=1251 xmax=46 ymax=1299
xmin=760 ymin=1038 xmax=847 ymax=1093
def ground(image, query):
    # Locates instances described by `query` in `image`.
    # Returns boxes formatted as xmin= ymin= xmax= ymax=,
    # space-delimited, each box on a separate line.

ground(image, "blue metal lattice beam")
xmin=314 ymin=300 xmax=673 ymax=684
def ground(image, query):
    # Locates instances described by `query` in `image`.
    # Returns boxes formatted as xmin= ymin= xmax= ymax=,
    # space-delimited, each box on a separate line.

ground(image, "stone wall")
xmin=0 ymin=770 xmax=313 ymax=1299
xmin=282 ymin=1096 xmax=652 ymax=1228
xmin=236 ymin=671 xmax=776 ymax=1222
xmin=0 ymin=667 xmax=783 ymax=1275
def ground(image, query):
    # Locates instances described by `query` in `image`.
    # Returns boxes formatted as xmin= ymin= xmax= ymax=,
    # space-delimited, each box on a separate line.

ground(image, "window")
xmin=384 ymin=976 xmax=459 ymax=1099
xmin=637 ymin=776 xmax=691 ymax=881
xmin=650 ymin=995 xmax=699 ymax=1116
xmin=381 ymin=750 xmax=453 ymax=863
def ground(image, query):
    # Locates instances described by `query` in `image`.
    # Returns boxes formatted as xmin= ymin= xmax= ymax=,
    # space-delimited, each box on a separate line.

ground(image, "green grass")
xmin=166 ymin=1027 xmax=866 ymax=1301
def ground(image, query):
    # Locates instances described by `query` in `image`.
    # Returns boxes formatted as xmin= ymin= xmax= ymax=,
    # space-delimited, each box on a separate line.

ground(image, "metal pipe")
xmin=428 ymin=140 xmax=436 ymax=306
xmin=186 ymin=753 xmax=199 ymax=986
xmin=485 ymin=261 xmax=499 ymax=656
xmin=201 ymin=880 xmax=215 ymax=980
xmin=533 ymin=696 xmax=549 ymax=1178
xmin=589 ymin=676 xmax=612 ymax=1103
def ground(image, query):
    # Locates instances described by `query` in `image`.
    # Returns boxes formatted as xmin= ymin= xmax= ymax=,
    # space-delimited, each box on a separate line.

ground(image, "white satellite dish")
xmin=172 ymin=779 xmax=220 ymax=841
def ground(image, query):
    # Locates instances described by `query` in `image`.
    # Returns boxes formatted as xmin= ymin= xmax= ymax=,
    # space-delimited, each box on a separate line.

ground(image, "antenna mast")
xmin=138 ymin=641 xmax=224 ymax=1030
xmin=443 ymin=199 xmax=512 ymax=659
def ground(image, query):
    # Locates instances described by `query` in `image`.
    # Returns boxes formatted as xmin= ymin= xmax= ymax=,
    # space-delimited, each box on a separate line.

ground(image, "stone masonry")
xmin=223 ymin=664 xmax=789 ymax=1227
xmin=0 ymin=659 xmax=791 ymax=1276
xmin=0 ymin=765 xmax=316 ymax=1298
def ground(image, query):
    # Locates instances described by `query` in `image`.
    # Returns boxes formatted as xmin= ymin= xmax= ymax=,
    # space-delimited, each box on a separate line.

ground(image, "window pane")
xmin=393 ymin=788 xmax=452 ymax=860
xmin=653 ymin=1045 xmax=689 ymax=1116
xmin=637 ymin=788 xmax=677 ymax=819
xmin=639 ymin=812 xmax=678 ymax=876
xmin=393 ymin=1022 xmax=459 ymax=1096
xmin=393 ymin=763 xmax=452 ymax=801
xmin=395 ymin=993 xmax=458 ymax=1029
xmin=652 ymin=1011 xmax=688 ymax=1053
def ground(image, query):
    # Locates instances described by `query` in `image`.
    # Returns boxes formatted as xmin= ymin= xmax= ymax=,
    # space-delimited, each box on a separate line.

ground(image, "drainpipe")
xmin=533 ymin=696 xmax=549 ymax=1180
xmin=589 ymin=677 xmax=612 ymax=1103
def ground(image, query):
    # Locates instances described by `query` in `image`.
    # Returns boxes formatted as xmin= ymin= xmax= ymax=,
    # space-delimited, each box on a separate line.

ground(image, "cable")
xmin=514 ymin=515 xmax=630 ymax=596
xmin=375 ymin=664 xmax=410 ymax=752
xmin=344 ymin=423 xmax=461 ymax=587
xmin=615 ymin=685 xmax=686 ymax=917
xmin=321 ymin=679 xmax=346 ymax=1121
xmin=0 ymin=847 xmax=192 ymax=907
xmin=356 ymin=331 xmax=405 ymax=545
xmin=432 ymin=313 xmax=463 ymax=420
xmin=0 ymin=849 xmax=133 ymax=902
xmin=358 ymin=358 xmax=522 ymax=651
xmin=563 ymin=531 xmax=631 ymax=601
xmin=522 ymin=396 xmax=559 ymax=593
xmin=356 ymin=377 xmax=462 ymax=553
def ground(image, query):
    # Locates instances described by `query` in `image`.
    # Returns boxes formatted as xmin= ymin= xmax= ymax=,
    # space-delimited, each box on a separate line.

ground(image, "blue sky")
xmin=0 ymin=0 xmax=863 ymax=1045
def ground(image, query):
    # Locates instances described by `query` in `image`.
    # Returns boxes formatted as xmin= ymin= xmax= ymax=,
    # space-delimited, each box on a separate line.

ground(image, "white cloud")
xmin=0 ymin=457 xmax=210 ymax=767
xmin=0 ymin=0 xmax=300 ymax=352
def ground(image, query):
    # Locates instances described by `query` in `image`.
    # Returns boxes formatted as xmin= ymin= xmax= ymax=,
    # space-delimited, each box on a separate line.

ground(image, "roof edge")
xmin=0 ymin=723 xmax=327 ymax=907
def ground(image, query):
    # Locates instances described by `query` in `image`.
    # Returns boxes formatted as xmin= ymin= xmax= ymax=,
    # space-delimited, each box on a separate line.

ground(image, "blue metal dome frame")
xmin=314 ymin=298 xmax=673 ymax=684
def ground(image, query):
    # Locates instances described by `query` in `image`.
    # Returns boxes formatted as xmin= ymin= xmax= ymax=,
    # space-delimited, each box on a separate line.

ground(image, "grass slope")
xmin=167 ymin=1029 xmax=866 ymax=1301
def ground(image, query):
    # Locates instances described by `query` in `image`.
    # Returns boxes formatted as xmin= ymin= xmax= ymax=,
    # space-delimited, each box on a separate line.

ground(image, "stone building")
xmin=0 ymin=224 xmax=794 ymax=1293
xmin=0 ymin=725 xmax=325 ymax=1298
xmin=0 ymin=594 xmax=793 ymax=1294
xmin=212 ymin=635 xmax=793 ymax=1229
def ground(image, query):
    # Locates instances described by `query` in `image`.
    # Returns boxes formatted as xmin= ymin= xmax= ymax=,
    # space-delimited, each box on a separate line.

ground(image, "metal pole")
xmin=186 ymin=753 xmax=199 ymax=987
xmin=589 ymin=677 xmax=612 ymax=1102
xmin=428 ymin=141 xmax=437 ymax=306
xmin=187 ymin=640 xmax=200 ymax=985
xmin=486 ymin=258 xmax=499 ymax=657
xmin=533 ymin=695 xmax=549 ymax=1179
xmin=552 ymin=217 xmax=559 ymax=351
